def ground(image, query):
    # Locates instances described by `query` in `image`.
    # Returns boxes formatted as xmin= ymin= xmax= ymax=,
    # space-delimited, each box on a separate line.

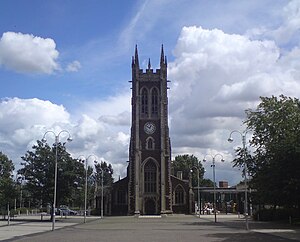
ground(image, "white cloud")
xmin=0 ymin=98 xmax=70 ymax=134
xmin=271 ymin=0 xmax=300 ymax=45
xmin=0 ymin=97 xmax=71 ymax=166
xmin=246 ymin=0 xmax=300 ymax=46
xmin=78 ymin=91 xmax=131 ymax=121
xmin=0 ymin=32 xmax=59 ymax=74
xmin=0 ymin=97 xmax=129 ymax=180
xmin=75 ymin=114 xmax=105 ymax=140
xmin=167 ymin=23 xmax=300 ymax=185
xmin=66 ymin=60 xmax=81 ymax=72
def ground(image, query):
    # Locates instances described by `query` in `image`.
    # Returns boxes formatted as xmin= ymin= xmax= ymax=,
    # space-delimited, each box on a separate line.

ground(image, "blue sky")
xmin=1 ymin=0 xmax=299 ymax=185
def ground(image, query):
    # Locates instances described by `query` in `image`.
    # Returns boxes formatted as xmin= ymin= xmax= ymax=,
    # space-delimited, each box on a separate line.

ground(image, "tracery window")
xmin=144 ymin=160 xmax=157 ymax=193
xmin=174 ymin=185 xmax=185 ymax=205
xmin=141 ymin=88 xmax=148 ymax=116
xmin=151 ymin=88 xmax=159 ymax=116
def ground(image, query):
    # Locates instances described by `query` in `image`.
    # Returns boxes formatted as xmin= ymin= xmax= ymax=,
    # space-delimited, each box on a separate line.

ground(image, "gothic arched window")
xmin=146 ymin=137 xmax=155 ymax=150
xmin=141 ymin=88 xmax=148 ymax=117
xmin=174 ymin=185 xmax=185 ymax=205
xmin=144 ymin=159 xmax=157 ymax=193
xmin=151 ymin=88 xmax=159 ymax=116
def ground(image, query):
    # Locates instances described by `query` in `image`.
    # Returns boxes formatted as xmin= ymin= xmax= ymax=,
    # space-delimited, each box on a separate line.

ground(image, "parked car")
xmin=56 ymin=207 xmax=78 ymax=216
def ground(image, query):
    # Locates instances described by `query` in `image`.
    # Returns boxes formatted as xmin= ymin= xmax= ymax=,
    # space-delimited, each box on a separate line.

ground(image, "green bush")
xmin=90 ymin=208 xmax=100 ymax=216
xmin=254 ymin=208 xmax=296 ymax=221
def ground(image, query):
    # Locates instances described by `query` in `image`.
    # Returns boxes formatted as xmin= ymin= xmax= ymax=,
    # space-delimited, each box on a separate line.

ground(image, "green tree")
xmin=93 ymin=161 xmax=114 ymax=187
xmin=0 ymin=151 xmax=17 ymax=210
xmin=92 ymin=161 xmax=114 ymax=215
xmin=244 ymin=95 xmax=300 ymax=210
xmin=18 ymin=140 xmax=85 ymax=209
xmin=232 ymin=147 xmax=255 ymax=178
xmin=171 ymin=154 xmax=209 ymax=187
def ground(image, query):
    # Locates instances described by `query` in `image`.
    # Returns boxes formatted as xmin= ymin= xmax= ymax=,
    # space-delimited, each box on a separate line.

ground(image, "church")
xmin=110 ymin=46 xmax=192 ymax=216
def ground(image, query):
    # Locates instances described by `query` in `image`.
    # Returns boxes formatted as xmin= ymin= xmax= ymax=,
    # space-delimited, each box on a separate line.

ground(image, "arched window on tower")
xmin=144 ymin=159 xmax=157 ymax=193
xmin=146 ymin=137 xmax=155 ymax=150
xmin=141 ymin=88 xmax=148 ymax=117
xmin=151 ymin=88 xmax=159 ymax=117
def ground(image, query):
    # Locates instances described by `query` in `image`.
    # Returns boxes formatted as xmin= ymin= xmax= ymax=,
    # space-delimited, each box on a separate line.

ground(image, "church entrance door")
xmin=144 ymin=198 xmax=156 ymax=215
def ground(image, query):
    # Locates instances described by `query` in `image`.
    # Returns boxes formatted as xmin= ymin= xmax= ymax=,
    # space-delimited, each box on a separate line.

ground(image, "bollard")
xmin=7 ymin=203 xmax=10 ymax=226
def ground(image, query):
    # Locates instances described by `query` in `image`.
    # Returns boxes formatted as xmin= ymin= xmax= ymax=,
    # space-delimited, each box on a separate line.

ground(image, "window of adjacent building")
xmin=146 ymin=137 xmax=155 ymax=150
xmin=141 ymin=88 xmax=148 ymax=116
xmin=151 ymin=88 xmax=159 ymax=116
xmin=116 ymin=189 xmax=126 ymax=205
xmin=174 ymin=185 xmax=185 ymax=205
xmin=144 ymin=160 xmax=156 ymax=193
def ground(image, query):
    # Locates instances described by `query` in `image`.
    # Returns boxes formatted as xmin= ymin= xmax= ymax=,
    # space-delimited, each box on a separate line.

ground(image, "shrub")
xmin=90 ymin=208 xmax=100 ymax=216
xmin=254 ymin=208 xmax=296 ymax=221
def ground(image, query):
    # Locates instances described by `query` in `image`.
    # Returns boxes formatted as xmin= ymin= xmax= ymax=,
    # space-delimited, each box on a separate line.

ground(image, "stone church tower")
xmin=128 ymin=45 xmax=172 ymax=215
xmin=110 ymin=46 xmax=191 ymax=216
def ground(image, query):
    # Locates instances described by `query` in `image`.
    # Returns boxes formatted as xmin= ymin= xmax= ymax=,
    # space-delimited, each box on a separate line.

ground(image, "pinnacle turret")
xmin=134 ymin=45 xmax=139 ymax=68
xmin=160 ymin=44 xmax=165 ymax=66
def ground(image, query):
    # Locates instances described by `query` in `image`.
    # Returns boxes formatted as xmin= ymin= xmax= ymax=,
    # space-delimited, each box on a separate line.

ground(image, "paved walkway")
xmin=0 ymin=214 xmax=98 ymax=241
xmin=0 ymin=214 xmax=299 ymax=242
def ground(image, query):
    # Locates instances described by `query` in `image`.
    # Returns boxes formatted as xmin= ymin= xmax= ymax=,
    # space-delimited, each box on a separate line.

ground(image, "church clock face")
xmin=144 ymin=122 xmax=156 ymax=134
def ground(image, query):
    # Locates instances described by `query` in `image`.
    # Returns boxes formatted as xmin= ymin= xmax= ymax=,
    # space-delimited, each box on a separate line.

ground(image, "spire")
xmin=134 ymin=44 xmax=139 ymax=67
xmin=160 ymin=44 xmax=165 ymax=66
xmin=148 ymin=58 xmax=151 ymax=69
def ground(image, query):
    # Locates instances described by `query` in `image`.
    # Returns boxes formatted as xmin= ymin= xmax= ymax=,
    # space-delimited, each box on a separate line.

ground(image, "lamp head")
xmin=67 ymin=137 xmax=73 ymax=142
xmin=203 ymin=159 xmax=207 ymax=162
xmin=221 ymin=159 xmax=225 ymax=162
xmin=42 ymin=138 xmax=47 ymax=143
xmin=228 ymin=137 xmax=233 ymax=143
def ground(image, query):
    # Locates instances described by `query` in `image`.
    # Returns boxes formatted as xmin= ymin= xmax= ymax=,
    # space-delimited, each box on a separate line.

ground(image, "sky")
xmin=1 ymin=0 xmax=300 ymax=186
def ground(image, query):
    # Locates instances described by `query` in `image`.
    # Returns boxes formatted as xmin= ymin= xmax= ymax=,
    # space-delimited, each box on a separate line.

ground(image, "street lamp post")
xmin=228 ymin=130 xmax=249 ymax=230
xmin=94 ymin=161 xmax=104 ymax=219
xmin=42 ymin=130 xmax=72 ymax=231
xmin=17 ymin=175 xmax=25 ymax=209
xmin=77 ymin=155 xmax=97 ymax=223
xmin=203 ymin=154 xmax=224 ymax=223
xmin=190 ymin=165 xmax=200 ymax=218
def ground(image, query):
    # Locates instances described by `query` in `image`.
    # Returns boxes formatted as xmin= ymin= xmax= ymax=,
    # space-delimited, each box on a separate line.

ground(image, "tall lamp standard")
xmin=42 ymin=130 xmax=72 ymax=231
xmin=190 ymin=165 xmax=200 ymax=218
xmin=203 ymin=154 xmax=224 ymax=223
xmin=17 ymin=175 xmax=25 ymax=209
xmin=94 ymin=161 xmax=104 ymax=219
xmin=77 ymin=155 xmax=97 ymax=223
xmin=228 ymin=130 xmax=249 ymax=230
